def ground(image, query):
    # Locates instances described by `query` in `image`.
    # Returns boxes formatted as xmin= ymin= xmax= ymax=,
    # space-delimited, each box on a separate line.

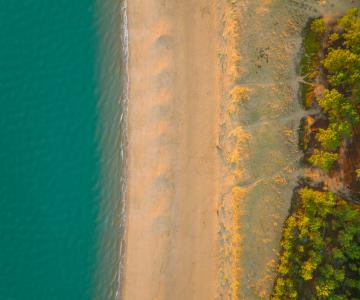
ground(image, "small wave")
xmin=93 ymin=0 xmax=128 ymax=299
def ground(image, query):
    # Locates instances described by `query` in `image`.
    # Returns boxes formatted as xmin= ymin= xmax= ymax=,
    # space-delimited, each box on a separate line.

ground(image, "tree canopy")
xmin=272 ymin=188 xmax=360 ymax=300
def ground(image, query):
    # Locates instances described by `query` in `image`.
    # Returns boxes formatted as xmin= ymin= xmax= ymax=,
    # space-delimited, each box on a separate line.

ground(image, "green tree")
xmin=337 ymin=8 xmax=359 ymax=30
xmin=337 ymin=8 xmax=360 ymax=54
xmin=331 ymin=247 xmax=345 ymax=262
xmin=316 ymin=121 xmax=354 ymax=150
xmin=318 ymin=89 xmax=358 ymax=128
xmin=315 ymin=279 xmax=336 ymax=299
xmin=316 ymin=125 xmax=342 ymax=150
xmin=318 ymin=89 xmax=346 ymax=119
xmin=334 ymin=268 xmax=345 ymax=283
xmin=338 ymin=102 xmax=359 ymax=126
xmin=322 ymin=48 xmax=360 ymax=87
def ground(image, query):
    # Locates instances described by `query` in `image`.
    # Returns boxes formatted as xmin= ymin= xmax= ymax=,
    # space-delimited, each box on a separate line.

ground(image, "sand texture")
xmin=124 ymin=0 xmax=358 ymax=300
xmin=123 ymin=1 xmax=220 ymax=299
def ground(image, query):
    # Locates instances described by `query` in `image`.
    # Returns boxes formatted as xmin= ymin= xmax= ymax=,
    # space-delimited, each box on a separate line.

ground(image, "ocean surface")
xmin=0 ymin=1 xmax=127 ymax=299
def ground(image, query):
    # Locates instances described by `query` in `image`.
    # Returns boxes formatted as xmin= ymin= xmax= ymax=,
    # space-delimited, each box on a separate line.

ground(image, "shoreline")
xmin=93 ymin=0 xmax=128 ymax=298
xmin=123 ymin=1 xmax=221 ymax=299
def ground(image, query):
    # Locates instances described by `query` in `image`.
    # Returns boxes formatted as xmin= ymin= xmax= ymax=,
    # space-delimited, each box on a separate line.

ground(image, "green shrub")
xmin=308 ymin=149 xmax=338 ymax=171
xmin=316 ymin=125 xmax=342 ymax=150
xmin=311 ymin=18 xmax=326 ymax=36
xmin=300 ymin=82 xmax=315 ymax=109
xmin=329 ymin=33 xmax=340 ymax=43
xmin=301 ymin=21 xmax=322 ymax=76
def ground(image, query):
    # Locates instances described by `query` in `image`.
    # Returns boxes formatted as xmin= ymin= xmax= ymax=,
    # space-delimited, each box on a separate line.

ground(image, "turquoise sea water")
xmin=0 ymin=1 xmax=126 ymax=299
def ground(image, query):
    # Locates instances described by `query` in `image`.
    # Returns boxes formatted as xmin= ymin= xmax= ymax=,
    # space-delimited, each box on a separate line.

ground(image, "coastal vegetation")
xmin=273 ymin=188 xmax=360 ymax=299
xmin=273 ymin=8 xmax=360 ymax=299
xmin=299 ymin=17 xmax=323 ymax=109
xmin=303 ymin=8 xmax=360 ymax=178
xmin=218 ymin=2 xmax=246 ymax=299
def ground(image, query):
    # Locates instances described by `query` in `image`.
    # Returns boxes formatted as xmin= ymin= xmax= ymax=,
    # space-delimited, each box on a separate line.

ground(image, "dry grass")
xmin=230 ymin=186 xmax=246 ymax=300
xmin=218 ymin=1 xmax=250 ymax=299
xmin=227 ymin=87 xmax=252 ymax=115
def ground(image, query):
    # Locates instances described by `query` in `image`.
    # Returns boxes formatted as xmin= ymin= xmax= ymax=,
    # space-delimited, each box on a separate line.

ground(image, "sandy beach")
xmin=123 ymin=1 xmax=220 ymax=299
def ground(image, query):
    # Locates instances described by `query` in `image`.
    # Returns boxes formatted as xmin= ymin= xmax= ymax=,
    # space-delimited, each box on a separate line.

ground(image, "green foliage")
xmin=339 ymin=102 xmax=359 ymax=126
xmin=316 ymin=125 xmax=342 ymax=150
xmin=337 ymin=8 xmax=360 ymax=54
xmin=337 ymin=8 xmax=359 ymax=29
xmin=322 ymin=48 xmax=360 ymax=87
xmin=311 ymin=18 xmax=326 ymax=35
xmin=317 ymin=89 xmax=358 ymax=148
xmin=319 ymin=89 xmax=358 ymax=124
xmin=316 ymin=122 xmax=353 ymax=150
xmin=300 ymin=82 xmax=315 ymax=109
xmin=315 ymin=278 xmax=336 ymax=299
xmin=308 ymin=149 xmax=338 ymax=171
xmin=329 ymin=32 xmax=340 ymax=43
xmin=301 ymin=20 xmax=322 ymax=76
xmin=334 ymin=122 xmax=352 ymax=141
xmin=272 ymin=188 xmax=360 ymax=299
xmin=318 ymin=89 xmax=346 ymax=119
xmin=273 ymin=10 xmax=360 ymax=299
xmin=356 ymin=169 xmax=360 ymax=179
xmin=301 ymin=250 xmax=321 ymax=280
xmin=323 ymin=8 xmax=360 ymax=98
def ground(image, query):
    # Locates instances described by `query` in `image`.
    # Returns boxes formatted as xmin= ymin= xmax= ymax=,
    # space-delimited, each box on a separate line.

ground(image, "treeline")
xmin=303 ymin=9 xmax=360 ymax=171
xmin=272 ymin=9 xmax=360 ymax=300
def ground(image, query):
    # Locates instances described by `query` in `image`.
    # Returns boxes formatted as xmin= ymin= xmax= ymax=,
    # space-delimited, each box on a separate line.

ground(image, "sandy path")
xmin=123 ymin=1 xmax=220 ymax=299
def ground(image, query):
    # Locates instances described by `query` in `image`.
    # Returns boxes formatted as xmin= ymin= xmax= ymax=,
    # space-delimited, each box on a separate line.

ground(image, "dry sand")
xmin=123 ymin=1 xmax=359 ymax=300
xmin=123 ymin=1 xmax=221 ymax=299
